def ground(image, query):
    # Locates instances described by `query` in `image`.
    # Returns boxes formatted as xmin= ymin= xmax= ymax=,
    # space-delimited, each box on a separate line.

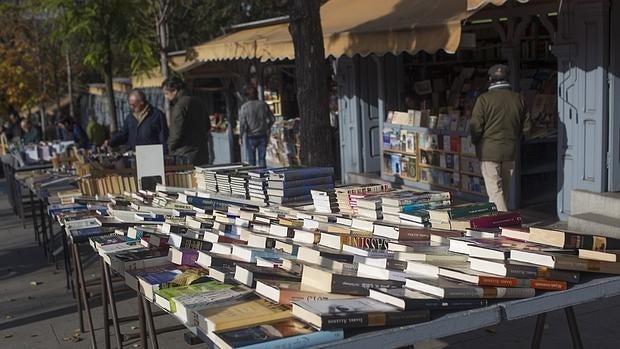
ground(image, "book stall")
xmin=27 ymin=156 xmax=620 ymax=349
xmin=380 ymin=15 xmax=558 ymax=208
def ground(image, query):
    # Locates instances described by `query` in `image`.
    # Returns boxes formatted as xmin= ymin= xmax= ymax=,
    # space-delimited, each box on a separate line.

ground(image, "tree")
xmin=287 ymin=0 xmax=334 ymax=167
xmin=41 ymin=0 xmax=157 ymax=132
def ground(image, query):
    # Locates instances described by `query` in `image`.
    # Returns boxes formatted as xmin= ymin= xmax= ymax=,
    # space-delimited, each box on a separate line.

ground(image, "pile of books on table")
xmin=46 ymin=164 xmax=620 ymax=349
xmin=267 ymin=167 xmax=335 ymax=205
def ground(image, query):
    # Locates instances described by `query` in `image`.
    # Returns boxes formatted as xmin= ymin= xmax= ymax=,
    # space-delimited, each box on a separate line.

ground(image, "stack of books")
xmin=267 ymin=167 xmax=334 ymax=205
xmin=247 ymin=169 xmax=271 ymax=203
xmin=427 ymin=202 xmax=522 ymax=231
xmin=335 ymin=184 xmax=392 ymax=216
xmin=380 ymin=190 xmax=451 ymax=226
xmin=311 ymin=189 xmax=339 ymax=214
xmin=229 ymin=172 xmax=250 ymax=199
xmin=194 ymin=164 xmax=245 ymax=193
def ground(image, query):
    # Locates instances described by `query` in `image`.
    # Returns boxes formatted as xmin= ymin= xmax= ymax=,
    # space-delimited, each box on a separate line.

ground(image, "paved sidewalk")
xmin=0 ymin=179 xmax=618 ymax=349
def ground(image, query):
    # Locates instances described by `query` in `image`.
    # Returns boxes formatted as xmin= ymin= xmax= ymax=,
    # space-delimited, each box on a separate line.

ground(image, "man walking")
xmin=238 ymin=86 xmax=275 ymax=167
xmin=104 ymin=89 xmax=168 ymax=151
xmin=162 ymin=77 xmax=211 ymax=165
xmin=470 ymin=65 xmax=531 ymax=211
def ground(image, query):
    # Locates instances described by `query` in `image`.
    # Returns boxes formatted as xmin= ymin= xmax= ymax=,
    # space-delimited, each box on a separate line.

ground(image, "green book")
xmin=154 ymin=281 xmax=233 ymax=313
xmin=429 ymin=203 xmax=497 ymax=222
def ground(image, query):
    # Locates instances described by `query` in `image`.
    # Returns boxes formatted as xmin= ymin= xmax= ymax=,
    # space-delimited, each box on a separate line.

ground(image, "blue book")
xmin=212 ymin=318 xmax=343 ymax=349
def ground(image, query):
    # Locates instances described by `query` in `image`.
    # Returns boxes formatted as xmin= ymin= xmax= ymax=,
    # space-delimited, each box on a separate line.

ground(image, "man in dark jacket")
xmin=162 ymin=77 xmax=211 ymax=165
xmin=58 ymin=117 xmax=89 ymax=148
xmin=239 ymin=86 xmax=275 ymax=167
xmin=105 ymin=89 xmax=168 ymax=151
xmin=20 ymin=119 xmax=42 ymax=144
xmin=470 ymin=64 xmax=532 ymax=211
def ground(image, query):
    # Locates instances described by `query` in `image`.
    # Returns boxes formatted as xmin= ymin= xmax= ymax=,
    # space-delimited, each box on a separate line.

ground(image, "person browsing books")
xmin=238 ymin=86 xmax=275 ymax=167
xmin=104 ymin=89 xmax=168 ymax=152
xmin=470 ymin=64 xmax=532 ymax=211
xmin=162 ymin=77 xmax=211 ymax=165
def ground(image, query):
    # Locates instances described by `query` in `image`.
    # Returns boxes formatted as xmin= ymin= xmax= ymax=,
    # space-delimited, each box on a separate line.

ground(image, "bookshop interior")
xmin=2 ymin=0 xmax=620 ymax=349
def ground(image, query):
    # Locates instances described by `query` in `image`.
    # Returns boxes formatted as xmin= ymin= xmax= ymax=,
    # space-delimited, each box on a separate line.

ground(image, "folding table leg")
xmin=564 ymin=307 xmax=583 ymax=349
xmin=73 ymin=243 xmax=98 ymax=349
xmin=104 ymin=263 xmax=123 ymax=349
xmin=30 ymin=191 xmax=39 ymax=245
xmin=142 ymin=296 xmax=159 ymax=349
xmin=101 ymin=260 xmax=111 ymax=349
xmin=137 ymin=292 xmax=148 ymax=349
xmin=71 ymin=242 xmax=84 ymax=332
xmin=530 ymin=313 xmax=546 ymax=349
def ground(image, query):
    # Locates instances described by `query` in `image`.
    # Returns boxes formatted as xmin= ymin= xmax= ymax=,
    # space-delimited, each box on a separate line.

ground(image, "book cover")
xmin=212 ymin=318 xmax=343 ymax=349
xmin=291 ymin=298 xmax=429 ymax=330
xmin=528 ymin=227 xmax=620 ymax=250
xmin=510 ymin=250 xmax=620 ymax=274
xmin=154 ymin=281 xmax=234 ymax=313
xmin=438 ymin=265 xmax=567 ymax=290
xmin=468 ymin=211 xmax=522 ymax=229
xmin=196 ymin=297 xmax=292 ymax=335
xmin=269 ymin=168 xmax=334 ymax=182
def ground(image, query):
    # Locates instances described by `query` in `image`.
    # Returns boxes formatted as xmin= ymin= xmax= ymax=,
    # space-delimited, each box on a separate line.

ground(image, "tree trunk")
xmin=66 ymin=46 xmax=74 ymax=119
xmin=288 ymin=0 xmax=335 ymax=167
xmin=154 ymin=0 xmax=171 ymax=125
xmin=103 ymin=32 xmax=118 ymax=132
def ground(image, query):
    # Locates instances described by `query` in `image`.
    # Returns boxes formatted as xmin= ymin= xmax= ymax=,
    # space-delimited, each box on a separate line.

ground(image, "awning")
xmin=193 ymin=0 xmax=511 ymax=62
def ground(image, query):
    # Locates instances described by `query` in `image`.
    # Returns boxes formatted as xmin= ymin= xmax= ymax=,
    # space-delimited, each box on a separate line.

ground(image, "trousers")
xmin=480 ymin=160 xmax=515 ymax=212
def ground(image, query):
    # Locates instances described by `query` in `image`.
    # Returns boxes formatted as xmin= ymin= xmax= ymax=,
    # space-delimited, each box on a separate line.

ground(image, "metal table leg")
xmin=137 ymin=292 xmax=148 ymax=349
xmin=565 ymin=306 xmax=584 ymax=349
xmin=101 ymin=260 xmax=111 ymax=349
xmin=72 ymin=243 xmax=97 ymax=349
xmin=103 ymin=262 xmax=123 ymax=349
xmin=142 ymin=296 xmax=159 ymax=349
xmin=530 ymin=312 xmax=546 ymax=349
xmin=71 ymin=241 xmax=84 ymax=332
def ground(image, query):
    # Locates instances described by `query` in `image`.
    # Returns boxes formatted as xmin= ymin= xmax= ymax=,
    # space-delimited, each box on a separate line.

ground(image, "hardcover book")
xmin=291 ymin=298 xmax=429 ymax=330
xmin=301 ymin=264 xmax=404 ymax=296
xmin=234 ymin=263 xmax=301 ymax=287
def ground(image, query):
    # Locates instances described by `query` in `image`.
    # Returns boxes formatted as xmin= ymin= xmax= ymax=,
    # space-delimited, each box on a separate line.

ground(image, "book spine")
xmin=384 ymin=310 xmax=430 ymax=327
xmin=404 ymin=299 xmax=489 ymax=310
xmin=331 ymin=275 xmax=404 ymax=295
xmin=477 ymin=276 xmax=518 ymax=287
xmin=398 ymin=230 xmax=431 ymax=241
xmin=526 ymin=279 xmax=567 ymax=291
xmin=320 ymin=314 xmax=370 ymax=329
xmin=449 ymin=204 xmax=497 ymax=219
xmin=341 ymin=236 xmax=390 ymax=250
xmin=470 ymin=213 xmax=522 ymax=229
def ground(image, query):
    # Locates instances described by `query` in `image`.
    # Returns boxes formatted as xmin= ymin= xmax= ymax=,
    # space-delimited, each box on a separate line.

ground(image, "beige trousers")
xmin=480 ymin=160 xmax=514 ymax=212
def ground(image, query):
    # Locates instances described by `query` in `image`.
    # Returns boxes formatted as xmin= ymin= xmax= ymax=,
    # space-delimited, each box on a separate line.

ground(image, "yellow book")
xmin=196 ymin=297 xmax=291 ymax=335
xmin=129 ymin=176 xmax=138 ymax=193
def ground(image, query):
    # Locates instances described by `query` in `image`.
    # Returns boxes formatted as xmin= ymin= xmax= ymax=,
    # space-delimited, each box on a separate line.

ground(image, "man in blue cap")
xmin=470 ymin=64 xmax=532 ymax=211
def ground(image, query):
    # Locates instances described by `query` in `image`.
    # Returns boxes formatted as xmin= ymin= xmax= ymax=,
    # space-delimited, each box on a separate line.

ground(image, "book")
xmin=291 ymin=298 xmax=429 ymax=330
xmin=234 ymin=263 xmax=301 ymax=287
xmin=268 ymin=176 xmax=334 ymax=189
xmin=137 ymin=268 xmax=184 ymax=300
xmin=428 ymin=202 xmax=497 ymax=222
xmin=372 ymin=224 xmax=432 ymax=241
xmin=528 ymin=227 xmax=620 ymax=250
xmin=108 ymin=248 xmax=170 ymax=275
xmin=368 ymin=287 xmax=492 ymax=310
xmin=297 ymin=245 xmax=355 ymax=264
xmin=438 ymin=265 xmax=567 ymax=290
xmin=578 ymin=249 xmax=620 ymax=262
xmin=196 ymin=297 xmax=292 ymax=335
xmin=211 ymin=318 xmax=343 ymax=349
xmin=500 ymin=226 xmax=530 ymax=241
xmin=170 ymin=247 xmax=200 ymax=266
xmin=154 ymin=281 xmax=240 ymax=313
xmin=301 ymin=264 xmax=404 ymax=296
xmin=255 ymin=280 xmax=356 ymax=305
xmin=231 ymin=245 xmax=288 ymax=263
xmin=510 ymin=250 xmax=620 ymax=274
xmin=405 ymin=277 xmax=536 ymax=299
xmin=381 ymin=191 xmax=451 ymax=207
xmin=467 ymin=257 xmax=581 ymax=283
xmin=356 ymin=262 xmax=406 ymax=281
xmin=450 ymin=211 xmax=522 ymax=231
xmin=268 ymin=167 xmax=334 ymax=182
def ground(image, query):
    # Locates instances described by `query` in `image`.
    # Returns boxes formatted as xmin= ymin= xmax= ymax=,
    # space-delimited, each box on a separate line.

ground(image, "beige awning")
xmin=194 ymin=0 xmax=511 ymax=62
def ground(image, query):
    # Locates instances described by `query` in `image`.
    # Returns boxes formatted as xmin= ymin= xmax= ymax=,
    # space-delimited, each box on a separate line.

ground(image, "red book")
xmin=469 ymin=211 xmax=522 ymax=229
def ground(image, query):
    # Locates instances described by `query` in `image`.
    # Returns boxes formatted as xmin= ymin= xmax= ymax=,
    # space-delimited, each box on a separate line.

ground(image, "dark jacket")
xmin=470 ymin=86 xmax=532 ymax=162
xmin=239 ymin=100 xmax=275 ymax=137
xmin=71 ymin=124 xmax=90 ymax=149
xmin=168 ymin=89 xmax=211 ymax=165
xmin=22 ymin=127 xmax=41 ymax=144
xmin=111 ymin=105 xmax=168 ymax=151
